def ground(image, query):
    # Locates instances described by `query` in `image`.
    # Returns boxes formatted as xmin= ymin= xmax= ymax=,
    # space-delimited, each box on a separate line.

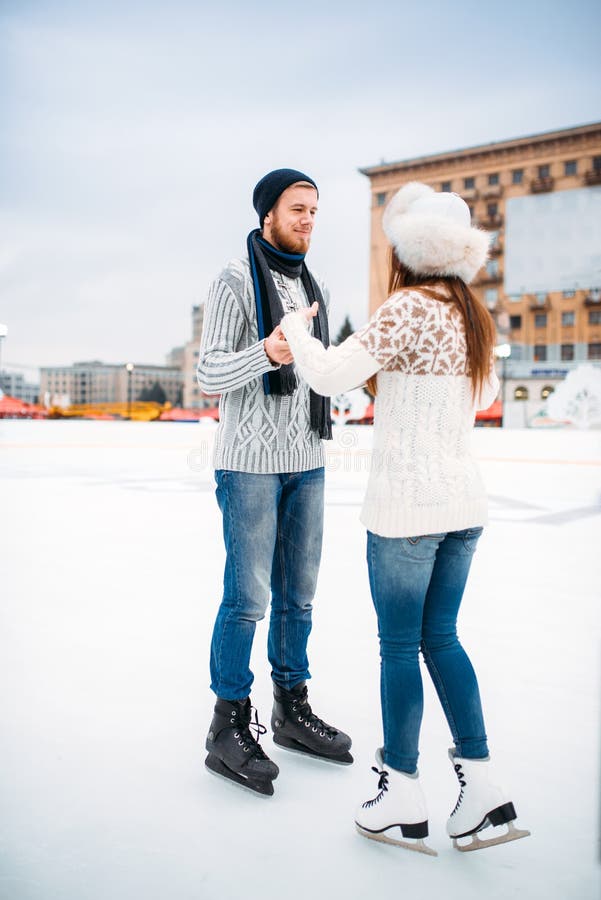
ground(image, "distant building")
xmin=39 ymin=302 xmax=218 ymax=411
xmin=40 ymin=361 xmax=182 ymax=406
xmin=182 ymin=304 xmax=216 ymax=409
xmin=0 ymin=371 xmax=39 ymax=404
xmin=360 ymin=122 xmax=601 ymax=423
xmin=166 ymin=345 xmax=186 ymax=369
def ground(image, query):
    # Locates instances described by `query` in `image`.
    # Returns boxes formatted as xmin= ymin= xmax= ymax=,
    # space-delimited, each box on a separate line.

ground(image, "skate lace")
xmin=451 ymin=762 xmax=466 ymax=814
xmin=292 ymin=688 xmax=338 ymax=739
xmin=234 ymin=706 xmax=270 ymax=760
xmin=362 ymin=767 xmax=389 ymax=808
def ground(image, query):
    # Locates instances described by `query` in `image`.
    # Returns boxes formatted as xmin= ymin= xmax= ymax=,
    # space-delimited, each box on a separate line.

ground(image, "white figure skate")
xmin=447 ymin=750 xmax=530 ymax=851
xmin=355 ymin=750 xmax=437 ymax=857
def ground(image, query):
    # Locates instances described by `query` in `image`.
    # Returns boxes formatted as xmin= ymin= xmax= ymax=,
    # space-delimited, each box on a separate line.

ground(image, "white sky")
xmin=1 ymin=0 xmax=600 ymax=378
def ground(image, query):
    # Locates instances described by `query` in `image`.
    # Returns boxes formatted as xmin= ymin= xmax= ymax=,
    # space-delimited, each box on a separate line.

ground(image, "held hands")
xmin=264 ymin=303 xmax=319 ymax=366
xmin=264 ymin=327 xmax=293 ymax=365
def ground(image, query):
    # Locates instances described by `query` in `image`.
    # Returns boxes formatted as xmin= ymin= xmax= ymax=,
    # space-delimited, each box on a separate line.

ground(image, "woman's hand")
xmin=299 ymin=301 xmax=319 ymax=325
xmin=268 ymin=304 xmax=319 ymax=364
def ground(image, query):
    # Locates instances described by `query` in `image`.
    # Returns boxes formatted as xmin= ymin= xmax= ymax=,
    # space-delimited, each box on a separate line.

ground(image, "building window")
xmin=593 ymin=155 xmax=601 ymax=173
xmin=589 ymin=310 xmax=601 ymax=325
xmin=488 ymin=173 xmax=499 ymax=185
xmin=588 ymin=343 xmax=601 ymax=360
xmin=512 ymin=169 xmax=523 ymax=184
xmin=508 ymin=294 xmax=521 ymax=303
xmin=441 ymin=181 xmax=451 ymax=191
xmin=561 ymin=311 xmax=575 ymax=327
xmin=487 ymin=202 xmax=498 ymax=218
xmin=509 ymin=315 xmax=522 ymax=329
xmin=541 ymin=385 xmax=554 ymax=400
xmin=485 ymin=288 xmax=498 ymax=308
xmin=486 ymin=260 xmax=499 ymax=278
xmin=564 ymin=160 xmax=577 ymax=176
xmin=561 ymin=344 xmax=574 ymax=361
xmin=535 ymin=291 xmax=547 ymax=304
xmin=534 ymin=345 xmax=547 ymax=361
xmin=376 ymin=192 xmax=387 ymax=206
xmin=464 ymin=176 xmax=475 ymax=189
xmin=514 ymin=386 xmax=529 ymax=400
xmin=535 ymin=313 xmax=547 ymax=328
xmin=538 ymin=164 xmax=550 ymax=179
xmin=563 ymin=290 xmax=575 ymax=298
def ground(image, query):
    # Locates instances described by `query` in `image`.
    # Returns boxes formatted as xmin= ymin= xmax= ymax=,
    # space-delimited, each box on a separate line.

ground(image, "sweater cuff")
xmin=281 ymin=311 xmax=311 ymax=340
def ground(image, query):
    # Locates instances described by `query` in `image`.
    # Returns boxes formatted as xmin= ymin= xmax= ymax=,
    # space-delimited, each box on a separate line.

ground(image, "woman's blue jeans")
xmin=210 ymin=468 xmax=324 ymax=700
xmin=367 ymin=528 xmax=489 ymax=773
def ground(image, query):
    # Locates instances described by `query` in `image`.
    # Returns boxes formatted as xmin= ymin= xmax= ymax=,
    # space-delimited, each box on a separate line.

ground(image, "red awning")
xmin=346 ymin=402 xmax=374 ymax=425
xmin=0 ymin=395 xmax=47 ymax=418
xmin=159 ymin=406 xmax=219 ymax=421
xmin=476 ymin=400 xmax=502 ymax=421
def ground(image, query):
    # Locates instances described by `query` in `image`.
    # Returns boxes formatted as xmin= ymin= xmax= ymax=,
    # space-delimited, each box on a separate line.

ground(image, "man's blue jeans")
xmin=210 ymin=468 xmax=324 ymax=700
xmin=367 ymin=527 xmax=489 ymax=773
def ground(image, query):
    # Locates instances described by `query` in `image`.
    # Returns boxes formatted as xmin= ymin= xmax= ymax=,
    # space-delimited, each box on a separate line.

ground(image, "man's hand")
xmin=264 ymin=325 xmax=293 ymax=365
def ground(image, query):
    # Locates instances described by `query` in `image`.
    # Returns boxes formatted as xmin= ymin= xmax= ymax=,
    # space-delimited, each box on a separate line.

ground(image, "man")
xmin=197 ymin=169 xmax=353 ymax=797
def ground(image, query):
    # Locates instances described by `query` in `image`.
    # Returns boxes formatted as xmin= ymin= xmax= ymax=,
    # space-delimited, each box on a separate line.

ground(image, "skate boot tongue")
xmin=247 ymin=705 xmax=268 ymax=748
xmin=287 ymin=684 xmax=338 ymax=737
xmin=451 ymin=761 xmax=467 ymax=814
xmin=361 ymin=766 xmax=389 ymax=807
xmin=374 ymin=766 xmax=389 ymax=791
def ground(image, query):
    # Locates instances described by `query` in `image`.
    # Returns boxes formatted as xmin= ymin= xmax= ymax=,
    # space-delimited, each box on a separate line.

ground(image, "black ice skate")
xmin=205 ymin=697 xmax=279 ymax=797
xmin=271 ymin=681 xmax=353 ymax=765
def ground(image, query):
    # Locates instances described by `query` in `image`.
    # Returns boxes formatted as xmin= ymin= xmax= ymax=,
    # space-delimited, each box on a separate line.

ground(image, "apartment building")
xmin=40 ymin=361 xmax=183 ymax=406
xmin=0 ymin=371 xmax=39 ymax=404
xmin=360 ymin=122 xmax=601 ymax=419
xmin=182 ymin=304 xmax=211 ymax=409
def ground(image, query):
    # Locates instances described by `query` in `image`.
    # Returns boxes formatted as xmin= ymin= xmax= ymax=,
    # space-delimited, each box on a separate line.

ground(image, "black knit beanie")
xmin=253 ymin=168 xmax=318 ymax=226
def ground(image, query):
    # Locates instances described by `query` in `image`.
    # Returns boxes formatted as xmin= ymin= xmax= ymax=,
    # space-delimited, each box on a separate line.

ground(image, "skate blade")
xmin=205 ymin=754 xmax=274 ymax=798
xmin=356 ymin=824 xmax=438 ymax=857
xmin=273 ymin=735 xmax=353 ymax=766
xmin=453 ymin=821 xmax=531 ymax=852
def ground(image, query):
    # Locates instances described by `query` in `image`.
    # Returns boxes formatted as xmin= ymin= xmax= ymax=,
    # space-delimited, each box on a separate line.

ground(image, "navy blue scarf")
xmin=247 ymin=229 xmax=332 ymax=440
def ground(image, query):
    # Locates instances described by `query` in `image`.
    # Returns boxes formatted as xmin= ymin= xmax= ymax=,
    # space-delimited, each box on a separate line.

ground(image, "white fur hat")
xmin=381 ymin=182 xmax=490 ymax=284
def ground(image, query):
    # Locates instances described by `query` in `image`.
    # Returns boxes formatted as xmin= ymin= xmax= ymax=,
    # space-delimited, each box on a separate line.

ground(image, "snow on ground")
xmin=1 ymin=419 xmax=600 ymax=900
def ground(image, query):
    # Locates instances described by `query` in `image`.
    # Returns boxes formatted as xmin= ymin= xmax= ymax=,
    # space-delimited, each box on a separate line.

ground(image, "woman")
xmin=279 ymin=182 xmax=529 ymax=855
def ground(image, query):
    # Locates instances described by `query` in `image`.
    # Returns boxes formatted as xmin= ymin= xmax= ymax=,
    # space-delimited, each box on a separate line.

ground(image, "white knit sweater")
xmin=281 ymin=288 xmax=499 ymax=538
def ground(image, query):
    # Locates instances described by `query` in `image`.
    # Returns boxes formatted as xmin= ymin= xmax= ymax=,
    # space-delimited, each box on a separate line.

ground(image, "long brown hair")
xmin=366 ymin=248 xmax=495 ymax=399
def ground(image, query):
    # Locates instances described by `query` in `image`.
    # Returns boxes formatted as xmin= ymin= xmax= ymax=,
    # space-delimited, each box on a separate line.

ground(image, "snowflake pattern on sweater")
xmin=355 ymin=289 xmax=468 ymax=375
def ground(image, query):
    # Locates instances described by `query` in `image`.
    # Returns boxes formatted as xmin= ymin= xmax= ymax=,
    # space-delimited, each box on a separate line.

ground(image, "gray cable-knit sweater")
xmin=197 ymin=256 xmax=330 ymax=474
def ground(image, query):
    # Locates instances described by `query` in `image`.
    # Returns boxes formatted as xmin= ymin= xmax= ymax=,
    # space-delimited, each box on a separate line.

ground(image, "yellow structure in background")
xmin=48 ymin=401 xmax=168 ymax=421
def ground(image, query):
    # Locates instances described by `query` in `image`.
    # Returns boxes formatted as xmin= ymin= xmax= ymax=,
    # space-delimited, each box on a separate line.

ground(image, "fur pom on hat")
xmin=382 ymin=182 xmax=490 ymax=284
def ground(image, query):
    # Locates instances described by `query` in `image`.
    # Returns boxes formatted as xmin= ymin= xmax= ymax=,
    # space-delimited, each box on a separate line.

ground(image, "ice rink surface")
xmin=1 ymin=419 xmax=600 ymax=900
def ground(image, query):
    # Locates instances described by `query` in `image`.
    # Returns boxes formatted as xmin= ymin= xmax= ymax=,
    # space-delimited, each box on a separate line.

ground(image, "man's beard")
xmin=270 ymin=219 xmax=311 ymax=255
